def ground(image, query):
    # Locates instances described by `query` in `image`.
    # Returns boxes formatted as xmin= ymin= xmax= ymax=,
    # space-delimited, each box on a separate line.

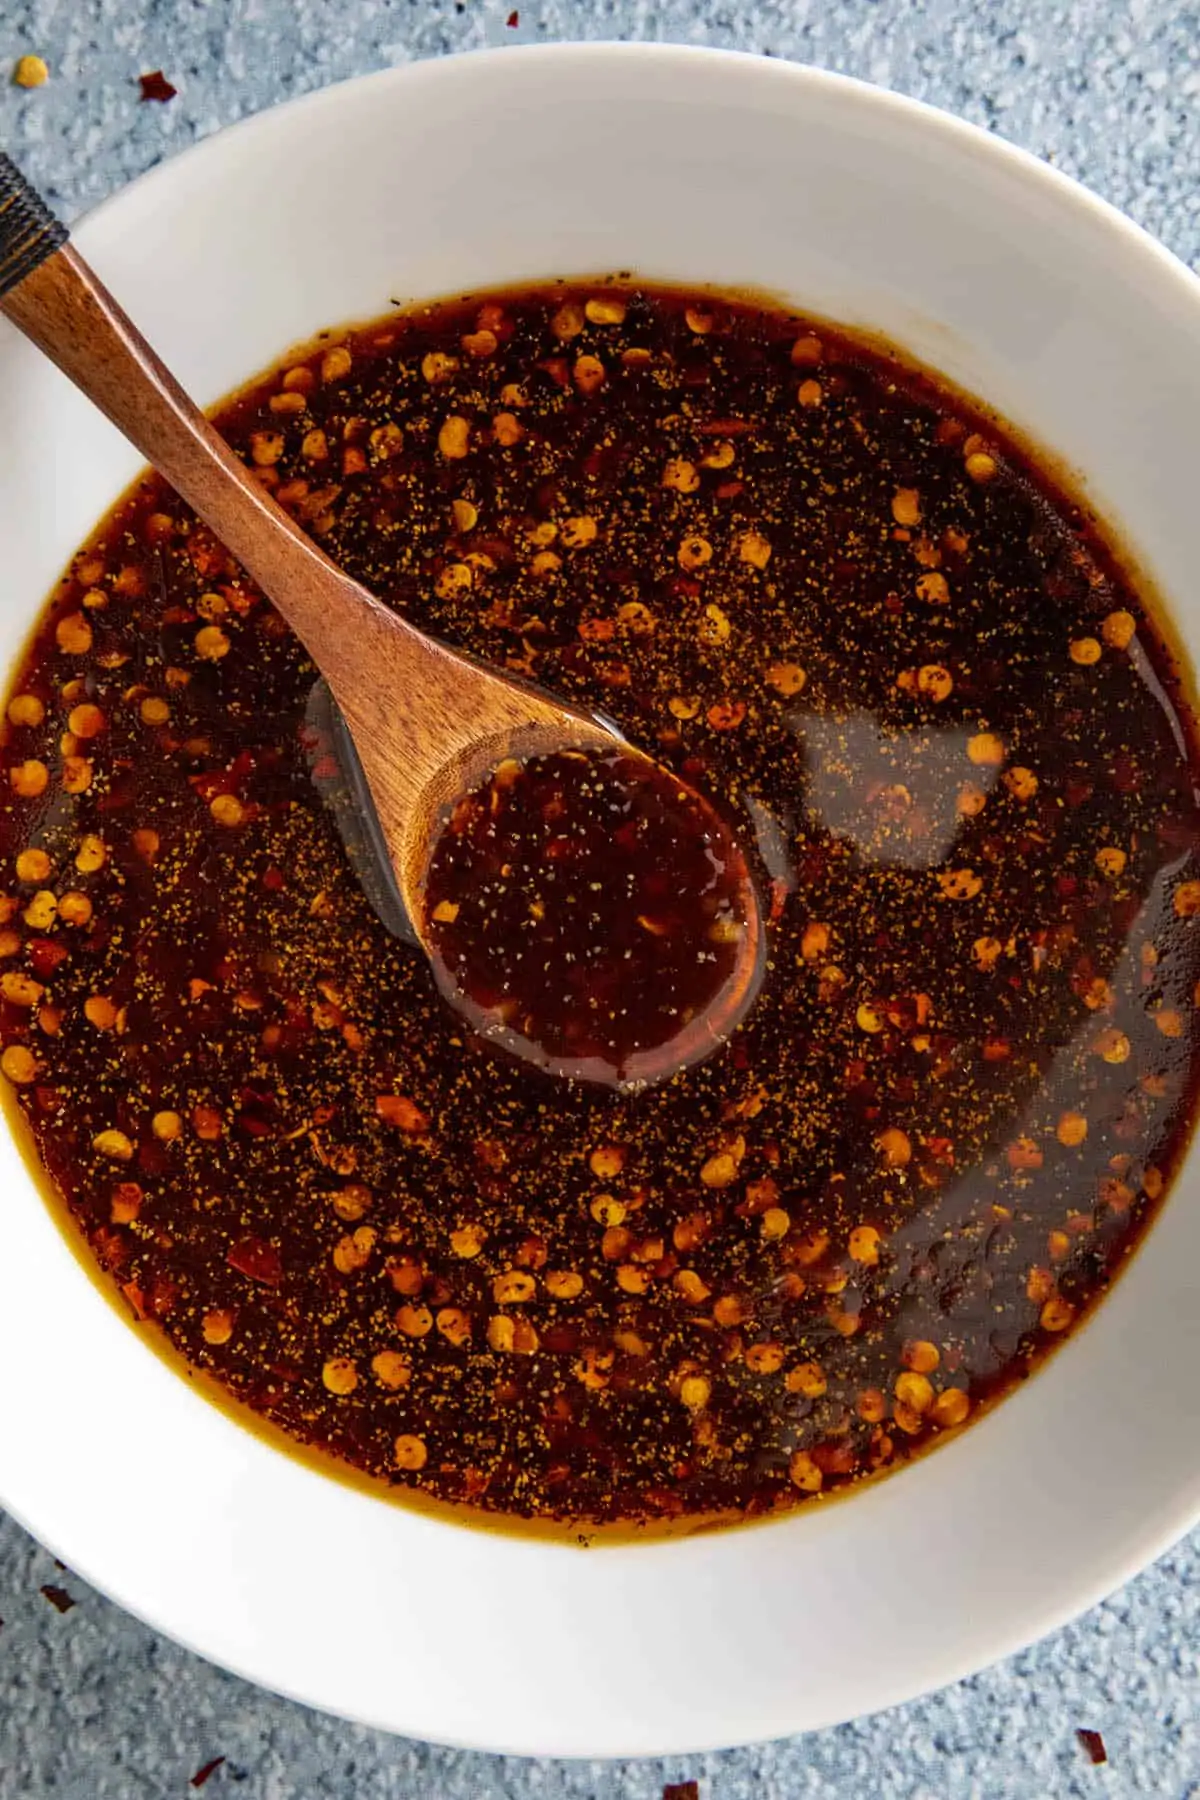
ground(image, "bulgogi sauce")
xmin=422 ymin=746 xmax=759 ymax=1086
xmin=2 ymin=285 xmax=1199 ymax=1533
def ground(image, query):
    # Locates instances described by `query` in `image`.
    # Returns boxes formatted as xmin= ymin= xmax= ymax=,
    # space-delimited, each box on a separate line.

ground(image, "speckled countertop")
xmin=0 ymin=4 xmax=1197 ymax=1797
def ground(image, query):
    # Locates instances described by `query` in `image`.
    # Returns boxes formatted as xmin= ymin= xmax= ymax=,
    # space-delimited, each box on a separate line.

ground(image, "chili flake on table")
xmin=1 ymin=283 xmax=1198 ymax=1536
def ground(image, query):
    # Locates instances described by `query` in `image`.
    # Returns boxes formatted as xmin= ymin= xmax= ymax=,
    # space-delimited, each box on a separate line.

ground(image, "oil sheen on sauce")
xmin=0 ymin=283 xmax=1198 ymax=1537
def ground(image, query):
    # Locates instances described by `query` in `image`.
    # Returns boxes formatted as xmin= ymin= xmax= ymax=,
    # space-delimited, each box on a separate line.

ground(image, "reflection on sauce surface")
xmin=0 ymin=284 xmax=1198 ymax=1535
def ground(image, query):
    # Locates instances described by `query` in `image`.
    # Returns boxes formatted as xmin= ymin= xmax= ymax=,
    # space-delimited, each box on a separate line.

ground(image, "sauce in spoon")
xmin=422 ymin=747 xmax=763 ymax=1087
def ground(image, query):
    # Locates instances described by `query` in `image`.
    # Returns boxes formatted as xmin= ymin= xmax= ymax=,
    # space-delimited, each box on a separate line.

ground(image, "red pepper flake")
xmin=537 ymin=356 xmax=570 ymax=389
xmin=376 ymin=1094 xmax=430 ymax=1133
xmin=39 ymin=1583 xmax=75 ymax=1613
xmin=190 ymin=1757 xmax=227 ymax=1789
xmin=28 ymin=937 xmax=68 ymax=978
xmin=221 ymin=584 xmax=256 ymax=617
xmin=235 ymin=1112 xmax=272 ymax=1138
xmin=578 ymin=616 xmax=616 ymax=643
xmin=188 ymin=768 xmax=241 ymax=803
xmin=138 ymin=70 xmax=177 ymax=103
xmin=226 ymin=1235 xmax=283 ymax=1286
xmin=121 ymin=1280 xmax=147 ymax=1319
xmin=663 ymin=1784 xmax=700 ymax=1800
xmin=706 ymin=698 xmax=747 ymax=732
xmin=1077 ymin=1729 xmax=1107 ymax=1765
xmin=506 ymin=7 xmax=520 ymax=22
xmin=147 ymin=1273 xmax=178 ymax=1318
xmin=92 ymin=1226 xmax=130 ymax=1272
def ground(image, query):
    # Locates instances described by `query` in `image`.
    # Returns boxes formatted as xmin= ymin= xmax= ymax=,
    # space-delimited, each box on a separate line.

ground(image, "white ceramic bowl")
xmin=1 ymin=43 xmax=1199 ymax=1759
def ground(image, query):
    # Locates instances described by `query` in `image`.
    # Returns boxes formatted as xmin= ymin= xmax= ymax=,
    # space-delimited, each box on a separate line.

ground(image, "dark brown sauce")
xmin=422 ymin=746 xmax=758 ymax=1086
xmin=2 ymin=282 xmax=1199 ymax=1536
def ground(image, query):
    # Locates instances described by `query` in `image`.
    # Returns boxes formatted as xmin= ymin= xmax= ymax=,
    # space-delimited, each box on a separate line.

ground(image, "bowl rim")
xmin=3 ymin=38 xmax=1200 ymax=1757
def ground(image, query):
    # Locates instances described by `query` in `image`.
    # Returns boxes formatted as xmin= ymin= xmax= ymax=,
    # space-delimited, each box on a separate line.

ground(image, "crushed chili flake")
xmin=506 ymin=8 xmax=520 ymax=23
xmin=137 ymin=69 xmax=177 ymax=103
xmin=3 ymin=283 xmax=1199 ymax=1539
xmin=226 ymin=1237 xmax=283 ymax=1286
xmin=189 ymin=1756 xmax=227 ymax=1788
xmin=663 ymin=1784 xmax=700 ymax=1800
xmin=1077 ymin=1729 xmax=1108 ymax=1765
xmin=39 ymin=1583 xmax=76 ymax=1613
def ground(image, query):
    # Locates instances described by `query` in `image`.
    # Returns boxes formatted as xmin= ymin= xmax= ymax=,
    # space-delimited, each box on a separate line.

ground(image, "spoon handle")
xmin=0 ymin=151 xmax=617 ymax=917
xmin=0 ymin=152 xmax=407 ymax=681
xmin=0 ymin=151 xmax=66 ymax=293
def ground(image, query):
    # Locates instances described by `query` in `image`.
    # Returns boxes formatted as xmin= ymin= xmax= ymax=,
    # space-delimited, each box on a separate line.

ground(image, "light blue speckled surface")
xmin=0 ymin=4 xmax=1197 ymax=1796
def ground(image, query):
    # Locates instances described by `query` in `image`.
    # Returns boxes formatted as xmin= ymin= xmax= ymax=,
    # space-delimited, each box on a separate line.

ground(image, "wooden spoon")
xmin=0 ymin=152 xmax=764 ymax=1084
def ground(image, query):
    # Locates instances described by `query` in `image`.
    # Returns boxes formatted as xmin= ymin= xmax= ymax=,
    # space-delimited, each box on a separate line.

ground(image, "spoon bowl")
xmin=306 ymin=674 xmax=766 ymax=1087
xmin=0 ymin=157 xmax=765 ymax=1085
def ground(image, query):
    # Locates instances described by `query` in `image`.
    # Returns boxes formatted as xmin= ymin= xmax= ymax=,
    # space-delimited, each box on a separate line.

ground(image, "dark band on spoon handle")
xmin=0 ymin=152 xmax=67 ymax=301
